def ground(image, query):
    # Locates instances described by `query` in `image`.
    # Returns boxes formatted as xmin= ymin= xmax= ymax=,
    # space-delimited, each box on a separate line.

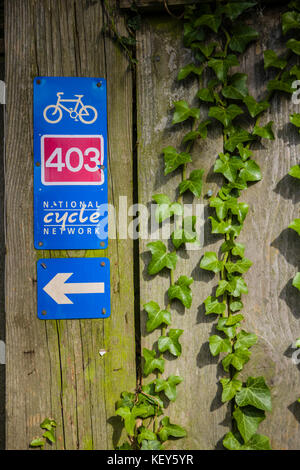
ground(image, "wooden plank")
xmin=136 ymin=16 xmax=228 ymax=450
xmin=120 ymin=0 xmax=286 ymax=10
xmin=136 ymin=7 xmax=300 ymax=450
xmin=5 ymin=0 xmax=135 ymax=450
xmin=236 ymin=8 xmax=300 ymax=450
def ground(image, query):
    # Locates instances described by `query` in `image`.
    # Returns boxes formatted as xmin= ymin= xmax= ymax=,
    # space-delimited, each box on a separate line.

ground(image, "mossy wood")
xmin=4 ymin=0 xmax=300 ymax=450
xmin=5 ymin=0 xmax=135 ymax=450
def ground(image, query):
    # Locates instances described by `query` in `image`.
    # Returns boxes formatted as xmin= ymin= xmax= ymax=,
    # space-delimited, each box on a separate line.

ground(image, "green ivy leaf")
xmin=158 ymin=417 xmax=187 ymax=442
xmin=196 ymin=42 xmax=217 ymax=58
xmin=289 ymin=218 xmax=300 ymax=235
xmin=223 ymin=431 xmax=243 ymax=450
xmin=226 ymin=313 xmax=244 ymax=325
xmin=229 ymin=24 xmax=259 ymax=53
xmin=242 ymin=433 xmax=272 ymax=450
xmin=267 ymin=78 xmax=296 ymax=94
xmin=209 ymin=104 xmax=244 ymax=127
xmin=209 ymin=335 xmax=232 ymax=356
xmin=162 ymin=146 xmax=192 ymax=175
xmin=214 ymin=152 xmax=244 ymax=182
xmin=209 ymin=216 xmax=242 ymax=237
xmin=172 ymin=100 xmax=200 ymax=124
xmin=230 ymin=300 xmax=244 ymax=312
xmin=288 ymin=1 xmax=300 ymax=11
xmin=225 ymin=258 xmax=253 ymax=274
xmin=143 ymin=348 xmax=165 ymax=376
xmin=183 ymin=23 xmax=205 ymax=47
xmin=207 ymin=54 xmax=239 ymax=82
xmin=141 ymin=440 xmax=163 ymax=450
xmin=141 ymin=383 xmax=164 ymax=409
xmin=30 ymin=438 xmax=45 ymax=448
xmin=144 ymin=301 xmax=171 ymax=333
xmin=115 ymin=406 xmax=136 ymax=436
xmin=158 ymin=329 xmax=183 ymax=357
xmin=116 ymin=391 xmax=135 ymax=410
xmin=239 ymin=159 xmax=262 ymax=182
xmin=211 ymin=197 xmax=248 ymax=223
xmin=293 ymin=272 xmax=300 ymax=290
xmin=282 ymin=10 xmax=300 ymax=34
xmin=286 ymin=38 xmax=300 ymax=55
xmin=168 ymin=275 xmax=193 ymax=308
xmin=194 ymin=14 xmax=222 ymax=33
xmin=235 ymin=330 xmax=258 ymax=349
xmin=147 ymin=241 xmax=178 ymax=275
xmin=137 ymin=427 xmax=157 ymax=444
xmin=232 ymin=243 xmax=246 ymax=258
xmin=224 ymin=430 xmax=271 ymax=450
xmin=222 ymin=347 xmax=251 ymax=371
xmin=229 ymin=275 xmax=249 ymax=297
xmin=132 ymin=402 xmax=156 ymax=419
xmin=221 ymin=240 xmax=244 ymax=257
xmin=224 ymin=128 xmax=254 ymax=152
xmin=171 ymin=216 xmax=198 ymax=249
xmin=179 ymin=169 xmax=204 ymax=198
xmin=177 ymin=63 xmax=204 ymax=80
xmin=197 ymin=87 xmax=215 ymax=103
xmin=155 ymin=375 xmax=183 ymax=402
xmin=233 ymin=406 xmax=265 ymax=443
xmin=222 ymin=73 xmax=248 ymax=100
xmin=289 ymin=165 xmax=300 ymax=179
xmin=243 ymin=95 xmax=270 ymax=118
xmin=40 ymin=418 xmax=57 ymax=431
xmin=263 ymin=49 xmax=287 ymax=70
xmin=290 ymin=65 xmax=300 ymax=79
xmin=253 ymin=121 xmax=275 ymax=140
xmin=204 ymin=296 xmax=226 ymax=315
xmin=235 ymin=376 xmax=272 ymax=411
xmin=200 ymin=252 xmax=223 ymax=273
xmin=220 ymin=378 xmax=243 ymax=402
xmin=42 ymin=429 xmax=56 ymax=444
xmin=152 ymin=194 xmax=183 ymax=222
xmin=217 ymin=317 xmax=240 ymax=339
xmin=290 ymin=113 xmax=300 ymax=128
xmin=223 ymin=2 xmax=257 ymax=21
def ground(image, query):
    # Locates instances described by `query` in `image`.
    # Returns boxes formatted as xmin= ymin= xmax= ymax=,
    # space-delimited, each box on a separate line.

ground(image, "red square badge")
xmin=41 ymin=135 xmax=104 ymax=185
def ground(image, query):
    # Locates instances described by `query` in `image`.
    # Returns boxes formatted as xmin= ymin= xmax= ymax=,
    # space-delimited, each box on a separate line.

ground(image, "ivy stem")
xmin=222 ymin=26 xmax=231 ymax=57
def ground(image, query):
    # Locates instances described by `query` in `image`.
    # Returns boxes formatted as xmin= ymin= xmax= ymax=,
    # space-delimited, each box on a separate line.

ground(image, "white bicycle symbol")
xmin=43 ymin=92 xmax=98 ymax=124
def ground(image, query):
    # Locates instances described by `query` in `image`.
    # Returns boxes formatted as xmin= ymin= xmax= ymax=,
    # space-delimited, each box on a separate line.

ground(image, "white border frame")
xmin=40 ymin=134 xmax=105 ymax=186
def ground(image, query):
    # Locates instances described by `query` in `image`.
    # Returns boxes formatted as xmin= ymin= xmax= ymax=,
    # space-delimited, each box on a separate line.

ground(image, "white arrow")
xmin=43 ymin=273 xmax=105 ymax=305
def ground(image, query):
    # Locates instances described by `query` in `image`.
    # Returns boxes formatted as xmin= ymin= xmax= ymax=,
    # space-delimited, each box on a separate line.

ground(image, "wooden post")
xmin=5 ymin=0 xmax=136 ymax=450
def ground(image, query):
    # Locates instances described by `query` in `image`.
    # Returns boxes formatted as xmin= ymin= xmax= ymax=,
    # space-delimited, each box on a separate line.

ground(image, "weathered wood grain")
xmin=136 ymin=8 xmax=300 ymax=450
xmin=5 ymin=0 xmax=135 ymax=450
xmin=237 ymin=8 xmax=300 ymax=450
xmin=136 ymin=16 xmax=229 ymax=450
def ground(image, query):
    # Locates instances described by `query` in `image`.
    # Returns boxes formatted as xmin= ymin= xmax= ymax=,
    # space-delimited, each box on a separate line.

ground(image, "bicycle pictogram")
xmin=43 ymin=92 xmax=98 ymax=124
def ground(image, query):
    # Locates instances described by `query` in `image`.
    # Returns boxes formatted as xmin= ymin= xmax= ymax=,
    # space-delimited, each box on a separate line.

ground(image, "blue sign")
xmin=34 ymin=77 xmax=108 ymax=250
xmin=37 ymin=257 xmax=110 ymax=319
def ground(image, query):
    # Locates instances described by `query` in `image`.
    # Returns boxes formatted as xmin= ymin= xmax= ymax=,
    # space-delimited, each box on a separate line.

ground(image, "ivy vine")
xmin=115 ymin=0 xmax=300 ymax=450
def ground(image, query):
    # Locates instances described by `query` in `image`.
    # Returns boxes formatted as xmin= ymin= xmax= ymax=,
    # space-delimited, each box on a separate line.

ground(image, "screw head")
xmin=100 ymin=241 xmax=105 ymax=247
xmin=102 ymin=308 xmax=106 ymax=315
xmin=36 ymin=79 xmax=41 ymax=85
xmin=38 ymin=242 xmax=43 ymax=247
xmin=101 ymin=261 xmax=105 ymax=267
xmin=41 ymin=310 xmax=47 ymax=315
xmin=97 ymin=82 xmax=102 ymax=88
xmin=35 ymin=162 xmax=40 ymax=167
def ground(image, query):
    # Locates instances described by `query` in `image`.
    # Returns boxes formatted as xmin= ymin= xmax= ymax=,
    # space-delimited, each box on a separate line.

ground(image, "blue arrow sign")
xmin=37 ymin=257 xmax=110 ymax=319
xmin=33 ymin=77 xmax=108 ymax=250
